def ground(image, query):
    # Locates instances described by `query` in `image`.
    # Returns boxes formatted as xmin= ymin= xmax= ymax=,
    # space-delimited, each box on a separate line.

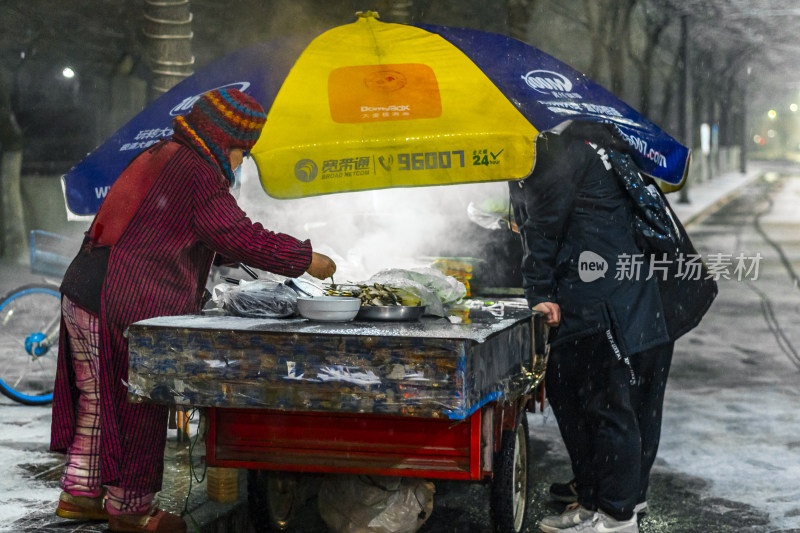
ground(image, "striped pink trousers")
xmin=61 ymin=297 xmax=155 ymax=515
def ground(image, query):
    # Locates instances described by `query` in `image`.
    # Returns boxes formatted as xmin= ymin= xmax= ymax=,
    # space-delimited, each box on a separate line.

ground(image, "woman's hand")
xmin=532 ymin=301 xmax=561 ymax=327
xmin=306 ymin=252 xmax=336 ymax=280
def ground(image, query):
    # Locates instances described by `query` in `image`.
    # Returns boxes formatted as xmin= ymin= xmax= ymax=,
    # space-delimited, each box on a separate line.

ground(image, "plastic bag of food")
xmin=360 ymin=277 xmax=443 ymax=316
xmin=368 ymin=268 xmax=466 ymax=311
xmin=215 ymin=280 xmax=297 ymax=318
xmin=318 ymin=475 xmax=434 ymax=533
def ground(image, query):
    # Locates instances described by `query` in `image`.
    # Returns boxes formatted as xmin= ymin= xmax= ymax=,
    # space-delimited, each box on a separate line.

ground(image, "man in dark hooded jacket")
xmin=509 ymin=121 xmax=716 ymax=533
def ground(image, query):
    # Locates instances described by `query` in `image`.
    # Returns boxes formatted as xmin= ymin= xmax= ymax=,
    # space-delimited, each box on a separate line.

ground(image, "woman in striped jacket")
xmin=51 ymin=88 xmax=335 ymax=533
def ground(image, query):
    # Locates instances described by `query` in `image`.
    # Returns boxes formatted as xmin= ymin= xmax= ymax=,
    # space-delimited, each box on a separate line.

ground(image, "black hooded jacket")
xmin=509 ymin=121 xmax=717 ymax=355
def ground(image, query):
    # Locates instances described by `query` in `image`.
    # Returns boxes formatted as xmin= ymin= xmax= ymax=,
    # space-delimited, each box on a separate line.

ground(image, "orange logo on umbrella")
xmin=328 ymin=63 xmax=442 ymax=123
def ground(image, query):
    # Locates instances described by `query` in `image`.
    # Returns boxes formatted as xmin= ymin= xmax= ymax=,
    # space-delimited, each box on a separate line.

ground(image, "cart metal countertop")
xmin=127 ymin=300 xmax=546 ymax=419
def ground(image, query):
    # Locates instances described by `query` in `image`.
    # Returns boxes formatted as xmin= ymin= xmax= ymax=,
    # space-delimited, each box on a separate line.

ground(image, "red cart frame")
xmin=206 ymin=396 xmax=534 ymax=480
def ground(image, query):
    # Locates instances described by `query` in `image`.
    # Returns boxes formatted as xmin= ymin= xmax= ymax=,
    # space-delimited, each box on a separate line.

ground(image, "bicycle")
xmin=0 ymin=283 xmax=61 ymax=404
xmin=0 ymin=230 xmax=71 ymax=405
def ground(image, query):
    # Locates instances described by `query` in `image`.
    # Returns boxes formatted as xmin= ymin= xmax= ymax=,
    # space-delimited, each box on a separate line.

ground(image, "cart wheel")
xmin=489 ymin=414 xmax=531 ymax=533
xmin=247 ymin=470 xmax=301 ymax=532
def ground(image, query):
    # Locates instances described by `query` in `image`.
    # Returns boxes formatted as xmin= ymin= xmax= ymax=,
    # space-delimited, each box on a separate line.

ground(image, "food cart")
xmin=58 ymin=9 xmax=692 ymax=532
xmin=126 ymin=299 xmax=549 ymax=533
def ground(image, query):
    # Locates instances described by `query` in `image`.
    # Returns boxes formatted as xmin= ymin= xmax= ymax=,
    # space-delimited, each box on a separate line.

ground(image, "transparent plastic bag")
xmin=363 ymin=276 xmax=443 ymax=316
xmin=318 ymin=475 xmax=434 ymax=533
xmin=467 ymin=200 xmax=514 ymax=231
xmin=368 ymin=268 xmax=466 ymax=316
xmin=215 ymin=280 xmax=297 ymax=318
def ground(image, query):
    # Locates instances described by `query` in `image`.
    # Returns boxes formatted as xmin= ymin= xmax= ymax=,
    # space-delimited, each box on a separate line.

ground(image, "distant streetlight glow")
xmin=767 ymin=129 xmax=776 ymax=138
xmin=791 ymin=103 xmax=798 ymax=112
xmin=767 ymin=109 xmax=777 ymax=119
xmin=62 ymin=67 xmax=75 ymax=79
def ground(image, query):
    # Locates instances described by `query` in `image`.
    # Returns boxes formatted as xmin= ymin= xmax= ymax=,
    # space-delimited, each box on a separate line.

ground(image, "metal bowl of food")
xmin=355 ymin=305 xmax=426 ymax=322
xmin=296 ymin=296 xmax=361 ymax=322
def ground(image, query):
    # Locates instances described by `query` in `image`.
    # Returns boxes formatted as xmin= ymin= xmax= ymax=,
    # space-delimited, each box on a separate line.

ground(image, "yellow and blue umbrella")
xmin=63 ymin=12 xmax=689 ymax=216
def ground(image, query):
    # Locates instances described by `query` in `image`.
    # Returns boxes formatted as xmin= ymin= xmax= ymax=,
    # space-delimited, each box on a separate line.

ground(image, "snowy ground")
xmin=0 ymin=399 xmax=61 ymax=527
xmin=654 ymin=172 xmax=800 ymax=531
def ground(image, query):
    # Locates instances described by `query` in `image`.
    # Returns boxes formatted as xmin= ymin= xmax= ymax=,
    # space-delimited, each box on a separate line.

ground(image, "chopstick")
xmin=239 ymin=263 xmax=259 ymax=280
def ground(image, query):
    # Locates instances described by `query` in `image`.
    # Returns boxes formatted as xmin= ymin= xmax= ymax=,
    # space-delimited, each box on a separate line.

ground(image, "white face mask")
xmin=230 ymin=165 xmax=242 ymax=199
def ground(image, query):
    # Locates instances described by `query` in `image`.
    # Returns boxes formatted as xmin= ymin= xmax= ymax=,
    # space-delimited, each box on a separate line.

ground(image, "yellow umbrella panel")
xmin=252 ymin=14 xmax=539 ymax=199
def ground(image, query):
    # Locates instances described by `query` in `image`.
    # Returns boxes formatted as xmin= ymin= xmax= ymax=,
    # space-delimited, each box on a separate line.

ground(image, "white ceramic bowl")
xmin=296 ymin=296 xmax=361 ymax=322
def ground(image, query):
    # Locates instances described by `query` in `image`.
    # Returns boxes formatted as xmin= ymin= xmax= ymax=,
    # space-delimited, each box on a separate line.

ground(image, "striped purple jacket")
xmin=51 ymin=139 xmax=312 ymax=493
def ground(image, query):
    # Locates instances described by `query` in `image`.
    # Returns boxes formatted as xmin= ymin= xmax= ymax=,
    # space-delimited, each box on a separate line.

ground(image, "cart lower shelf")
xmin=207 ymin=393 xmax=539 ymax=533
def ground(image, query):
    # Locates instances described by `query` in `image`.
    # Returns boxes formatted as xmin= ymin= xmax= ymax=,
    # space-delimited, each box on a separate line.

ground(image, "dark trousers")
xmin=545 ymin=333 xmax=674 ymax=521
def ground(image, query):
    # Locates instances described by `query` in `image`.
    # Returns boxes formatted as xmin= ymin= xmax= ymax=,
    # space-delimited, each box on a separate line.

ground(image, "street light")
xmin=768 ymin=109 xmax=777 ymax=119
xmin=790 ymin=103 xmax=798 ymax=112
xmin=62 ymin=67 xmax=75 ymax=79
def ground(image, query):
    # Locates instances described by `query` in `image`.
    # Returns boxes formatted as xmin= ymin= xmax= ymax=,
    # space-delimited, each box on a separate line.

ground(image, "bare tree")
xmin=657 ymin=45 xmax=682 ymax=132
xmin=0 ymin=0 xmax=144 ymax=259
xmin=384 ymin=0 xmax=414 ymax=23
xmin=634 ymin=0 xmax=672 ymax=118
xmin=507 ymin=0 xmax=533 ymax=42
xmin=0 ymin=5 xmax=38 ymax=261
xmin=0 ymin=76 xmax=24 ymax=260
xmin=581 ymin=0 xmax=607 ymax=83
xmin=607 ymin=0 xmax=638 ymax=97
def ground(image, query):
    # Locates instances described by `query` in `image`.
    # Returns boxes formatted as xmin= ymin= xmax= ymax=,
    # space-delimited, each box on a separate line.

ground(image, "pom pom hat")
xmin=172 ymin=88 xmax=267 ymax=184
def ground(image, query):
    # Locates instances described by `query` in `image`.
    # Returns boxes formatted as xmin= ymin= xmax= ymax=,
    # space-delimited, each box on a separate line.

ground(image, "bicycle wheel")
xmin=0 ymin=283 xmax=61 ymax=405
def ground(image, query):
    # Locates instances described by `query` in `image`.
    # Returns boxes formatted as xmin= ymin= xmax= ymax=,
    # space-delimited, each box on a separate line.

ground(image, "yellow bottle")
xmin=206 ymin=466 xmax=239 ymax=503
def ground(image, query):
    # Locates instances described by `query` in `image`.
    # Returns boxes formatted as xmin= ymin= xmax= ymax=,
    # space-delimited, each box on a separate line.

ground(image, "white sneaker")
xmin=560 ymin=511 xmax=639 ymax=533
xmin=539 ymin=504 xmax=595 ymax=532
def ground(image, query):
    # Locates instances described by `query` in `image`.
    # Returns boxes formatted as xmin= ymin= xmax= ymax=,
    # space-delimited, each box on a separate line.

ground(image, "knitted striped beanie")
xmin=172 ymin=88 xmax=267 ymax=183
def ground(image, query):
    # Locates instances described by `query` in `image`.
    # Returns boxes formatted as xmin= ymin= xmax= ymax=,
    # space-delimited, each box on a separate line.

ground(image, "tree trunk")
xmin=0 ymin=150 xmax=25 ymax=262
xmin=383 ymin=0 xmax=414 ymax=23
xmin=658 ymin=45 xmax=682 ymax=131
xmin=739 ymin=68 xmax=748 ymax=173
xmin=637 ymin=22 xmax=667 ymax=118
xmin=583 ymin=0 xmax=606 ymax=82
xmin=607 ymin=0 xmax=637 ymax=97
xmin=678 ymin=14 xmax=691 ymax=203
xmin=0 ymin=76 xmax=25 ymax=261
xmin=143 ymin=0 xmax=194 ymax=102
xmin=507 ymin=0 xmax=532 ymax=42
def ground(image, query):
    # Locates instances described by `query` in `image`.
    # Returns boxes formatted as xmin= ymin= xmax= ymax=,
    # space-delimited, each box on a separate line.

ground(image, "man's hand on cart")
xmin=307 ymin=252 xmax=336 ymax=280
xmin=533 ymin=301 xmax=561 ymax=327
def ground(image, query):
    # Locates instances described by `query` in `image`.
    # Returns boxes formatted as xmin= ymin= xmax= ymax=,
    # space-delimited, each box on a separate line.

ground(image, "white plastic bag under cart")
xmin=318 ymin=475 xmax=435 ymax=533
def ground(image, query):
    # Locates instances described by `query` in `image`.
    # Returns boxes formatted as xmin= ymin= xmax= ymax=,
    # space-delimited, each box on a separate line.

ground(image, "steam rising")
xmin=236 ymin=158 xmax=519 ymax=285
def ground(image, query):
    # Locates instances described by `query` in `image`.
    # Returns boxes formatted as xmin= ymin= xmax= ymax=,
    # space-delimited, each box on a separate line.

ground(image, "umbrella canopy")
xmin=62 ymin=12 xmax=689 ymax=216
